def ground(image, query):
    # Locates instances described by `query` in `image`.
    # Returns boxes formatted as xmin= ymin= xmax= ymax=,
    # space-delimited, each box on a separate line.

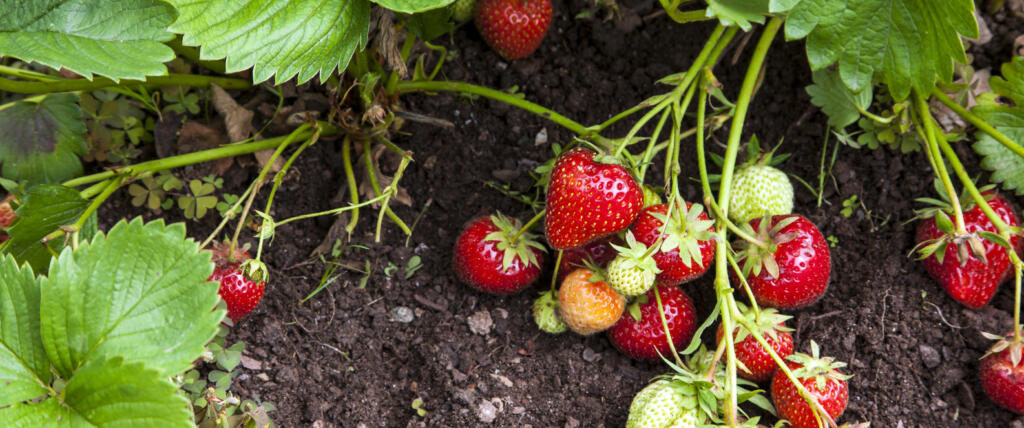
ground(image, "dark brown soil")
xmin=96 ymin=1 xmax=1024 ymax=427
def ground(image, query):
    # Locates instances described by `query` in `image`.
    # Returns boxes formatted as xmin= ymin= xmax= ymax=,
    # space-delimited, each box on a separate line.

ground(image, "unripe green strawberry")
xmin=532 ymin=290 xmax=567 ymax=334
xmin=626 ymin=380 xmax=699 ymax=428
xmin=728 ymin=164 xmax=793 ymax=224
xmin=607 ymin=232 xmax=660 ymax=296
xmin=452 ymin=0 xmax=476 ymax=23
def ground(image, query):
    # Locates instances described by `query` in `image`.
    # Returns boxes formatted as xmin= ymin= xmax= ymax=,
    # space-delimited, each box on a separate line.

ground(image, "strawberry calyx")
xmin=735 ymin=215 xmax=800 ymax=279
xmin=626 ymin=293 xmax=649 ymax=322
xmin=486 ymin=212 xmax=547 ymax=271
xmin=913 ymin=179 xmax=996 ymax=221
xmin=610 ymin=230 xmax=662 ymax=276
xmin=981 ymin=329 xmax=1024 ymax=365
xmin=786 ymin=341 xmax=853 ymax=391
xmin=654 ymin=345 xmax=762 ymax=424
xmin=581 ymin=258 xmax=610 ymax=284
xmin=732 ymin=302 xmax=792 ymax=343
xmin=238 ymin=259 xmax=269 ymax=284
xmin=210 ymin=240 xmax=252 ymax=267
xmin=650 ymin=200 xmax=717 ymax=269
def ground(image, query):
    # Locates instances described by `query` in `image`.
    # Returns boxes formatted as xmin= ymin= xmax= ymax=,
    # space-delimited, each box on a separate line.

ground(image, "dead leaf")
xmin=374 ymin=8 xmax=407 ymax=78
xmin=177 ymin=121 xmax=233 ymax=175
xmin=254 ymin=149 xmax=284 ymax=173
xmin=210 ymin=84 xmax=255 ymax=143
xmin=286 ymin=110 xmax=321 ymax=127
xmin=968 ymin=11 xmax=992 ymax=46
xmin=240 ymin=355 xmax=263 ymax=370
xmin=358 ymin=144 xmax=413 ymax=207
xmin=1016 ymin=34 xmax=1024 ymax=57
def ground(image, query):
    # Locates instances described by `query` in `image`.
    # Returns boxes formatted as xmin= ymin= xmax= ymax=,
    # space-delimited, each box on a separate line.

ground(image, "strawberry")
xmin=728 ymin=164 xmax=794 ymax=225
xmin=453 ymin=213 xmax=546 ymax=295
xmin=735 ymin=214 xmax=831 ymax=309
xmin=631 ymin=201 xmax=716 ymax=286
xmin=0 ymin=194 xmax=16 ymax=243
xmin=557 ymin=268 xmax=625 ymax=335
xmin=608 ymin=284 xmax=696 ymax=361
xmin=607 ymin=231 xmax=660 ymax=296
xmin=545 ymin=148 xmax=643 ymax=250
xmin=980 ymin=332 xmax=1024 ymax=414
xmin=914 ymin=190 xmax=1022 ymax=309
xmin=556 ymin=236 xmax=619 ymax=283
xmin=716 ymin=303 xmax=793 ymax=381
xmin=771 ymin=342 xmax=851 ymax=428
xmin=208 ymin=241 xmax=266 ymax=323
xmin=626 ymin=379 xmax=700 ymax=428
xmin=532 ymin=290 xmax=567 ymax=334
xmin=452 ymin=0 xmax=476 ymax=23
xmin=474 ymin=0 xmax=552 ymax=61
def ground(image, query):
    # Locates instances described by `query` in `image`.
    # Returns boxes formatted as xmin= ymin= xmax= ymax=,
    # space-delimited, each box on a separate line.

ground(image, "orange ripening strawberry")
xmin=545 ymin=149 xmax=643 ymax=250
xmin=914 ymin=190 xmax=1022 ymax=309
xmin=558 ymin=268 xmax=625 ymax=335
xmin=556 ymin=236 xmax=619 ymax=284
xmin=475 ymin=0 xmax=552 ymax=61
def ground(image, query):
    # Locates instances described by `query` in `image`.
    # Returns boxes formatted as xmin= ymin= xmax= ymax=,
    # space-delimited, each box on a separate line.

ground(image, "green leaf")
xmin=167 ymin=0 xmax=371 ymax=84
xmin=0 ymin=93 xmax=87 ymax=186
xmin=40 ymin=218 xmax=223 ymax=378
xmin=0 ymin=357 xmax=193 ymax=427
xmin=0 ymin=0 xmax=177 ymax=81
xmin=371 ymin=0 xmax=453 ymax=13
xmin=0 ymin=256 xmax=49 ymax=407
xmin=705 ymin=0 xmax=769 ymax=30
xmin=2 ymin=184 xmax=89 ymax=273
xmin=806 ymin=68 xmax=872 ymax=127
xmin=406 ymin=6 xmax=455 ymax=41
xmin=973 ymin=58 xmax=1024 ymax=196
xmin=786 ymin=0 xmax=977 ymax=101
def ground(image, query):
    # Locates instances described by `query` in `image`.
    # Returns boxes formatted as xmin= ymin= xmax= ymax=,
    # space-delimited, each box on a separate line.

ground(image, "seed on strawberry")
xmin=608 ymin=284 xmax=697 ymax=361
xmin=716 ymin=303 xmax=793 ymax=381
xmin=771 ymin=342 xmax=851 ymax=428
xmin=545 ymin=148 xmax=643 ymax=250
xmin=558 ymin=268 xmax=625 ymax=335
xmin=453 ymin=213 xmax=546 ymax=295
xmin=735 ymin=214 xmax=831 ymax=309
xmin=475 ymin=0 xmax=552 ymax=60
xmin=606 ymin=231 xmax=660 ymax=296
xmin=556 ymin=236 xmax=619 ymax=283
xmin=914 ymin=190 xmax=1023 ymax=309
xmin=979 ymin=331 xmax=1024 ymax=414
xmin=533 ymin=290 xmax=567 ymax=334
xmin=209 ymin=264 xmax=266 ymax=322
xmin=728 ymin=163 xmax=794 ymax=225
xmin=631 ymin=201 xmax=716 ymax=286
xmin=626 ymin=379 xmax=700 ymax=428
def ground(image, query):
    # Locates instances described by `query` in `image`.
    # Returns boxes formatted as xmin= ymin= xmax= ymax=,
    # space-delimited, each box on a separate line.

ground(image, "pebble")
xmin=468 ymin=310 xmax=494 ymax=335
xmin=582 ymin=347 xmax=602 ymax=363
xmin=476 ymin=400 xmax=498 ymax=423
xmin=389 ymin=306 xmax=415 ymax=323
xmin=919 ymin=344 xmax=941 ymax=368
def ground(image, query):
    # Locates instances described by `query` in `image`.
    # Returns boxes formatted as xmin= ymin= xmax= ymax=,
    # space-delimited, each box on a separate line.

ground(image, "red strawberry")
xmin=556 ymin=236 xmax=619 ymax=283
xmin=980 ymin=332 xmax=1024 ymax=414
xmin=475 ymin=0 xmax=552 ymax=61
xmin=607 ymin=284 xmax=696 ymax=360
xmin=915 ymin=191 xmax=1022 ymax=309
xmin=0 ymin=194 xmax=15 ymax=243
xmin=715 ymin=304 xmax=793 ymax=381
xmin=208 ymin=241 xmax=265 ymax=322
xmin=735 ymin=214 xmax=831 ymax=309
xmin=454 ymin=212 xmax=546 ymax=295
xmin=631 ymin=201 xmax=716 ymax=286
xmin=545 ymin=149 xmax=643 ymax=250
xmin=771 ymin=342 xmax=851 ymax=428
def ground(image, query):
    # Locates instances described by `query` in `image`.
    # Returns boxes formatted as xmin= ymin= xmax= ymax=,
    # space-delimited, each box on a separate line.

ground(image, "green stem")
xmin=0 ymin=72 xmax=249 ymax=94
xmin=711 ymin=18 xmax=782 ymax=426
xmin=653 ymin=284 xmax=686 ymax=367
xmin=696 ymin=72 xmax=713 ymax=203
xmin=374 ymin=156 xmax=413 ymax=241
xmin=914 ymin=91 xmax=968 ymax=233
xmin=639 ymin=109 xmax=672 ymax=182
xmin=727 ymin=252 xmax=761 ymax=320
xmin=63 ymin=123 xmax=337 ymax=188
xmin=276 ymin=193 xmax=393 ymax=226
xmin=931 ymin=88 xmax=1024 ymax=160
xmin=551 ymin=250 xmax=564 ymax=294
xmin=200 ymin=178 xmax=259 ymax=249
xmin=45 ymin=177 xmax=123 ymax=243
xmin=0 ymin=65 xmax=60 ymax=82
xmin=511 ymin=210 xmax=545 ymax=245
xmin=658 ymin=1 xmax=710 ymax=24
xmin=362 ymin=140 xmax=412 ymax=239
xmin=393 ymin=80 xmax=608 ymax=148
xmin=385 ymin=34 xmax=417 ymax=94
xmin=342 ymin=137 xmax=361 ymax=235
xmin=255 ymin=128 xmax=321 ymax=261
xmin=1015 ymin=264 xmax=1022 ymax=341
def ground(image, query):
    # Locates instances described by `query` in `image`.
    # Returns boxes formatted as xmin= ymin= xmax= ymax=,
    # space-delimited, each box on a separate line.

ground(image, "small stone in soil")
xmin=389 ymin=306 xmax=415 ymax=323
xmin=468 ymin=310 xmax=494 ymax=335
xmin=477 ymin=399 xmax=499 ymax=423
xmin=582 ymin=347 xmax=601 ymax=363
xmin=919 ymin=344 xmax=941 ymax=368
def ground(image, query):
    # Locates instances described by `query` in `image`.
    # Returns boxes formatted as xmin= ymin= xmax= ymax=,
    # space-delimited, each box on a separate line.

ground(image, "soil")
xmin=93 ymin=1 xmax=1024 ymax=427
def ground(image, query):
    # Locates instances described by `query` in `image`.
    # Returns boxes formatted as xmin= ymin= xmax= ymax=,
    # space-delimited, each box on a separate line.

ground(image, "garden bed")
xmin=95 ymin=1 xmax=1024 ymax=426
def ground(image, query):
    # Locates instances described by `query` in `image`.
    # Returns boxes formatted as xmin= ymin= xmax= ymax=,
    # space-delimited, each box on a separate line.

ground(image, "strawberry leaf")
xmin=786 ymin=0 xmax=977 ymax=101
xmin=2 ymin=184 xmax=90 ymax=273
xmin=166 ymin=0 xmax=371 ymax=85
xmin=972 ymin=57 xmax=1024 ymax=196
xmin=705 ymin=0 xmax=769 ymax=30
xmin=0 ymin=256 xmax=49 ymax=407
xmin=370 ymin=0 xmax=453 ymax=13
xmin=0 ymin=0 xmax=176 ymax=81
xmin=0 ymin=93 xmax=87 ymax=186
xmin=806 ymin=68 xmax=873 ymax=128
xmin=41 ymin=218 xmax=222 ymax=378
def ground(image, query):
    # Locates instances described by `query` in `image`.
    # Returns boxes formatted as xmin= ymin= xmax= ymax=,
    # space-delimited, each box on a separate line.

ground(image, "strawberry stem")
xmin=1015 ymin=264 xmax=1022 ymax=341
xmin=550 ymin=250 xmax=564 ymax=294
xmin=255 ymin=126 xmax=322 ymax=263
xmin=913 ymin=91 xmax=968 ymax=235
xmin=0 ymin=70 xmax=250 ymax=94
xmin=707 ymin=199 xmax=768 ymax=249
xmin=726 ymin=251 xmax=762 ymax=320
xmin=511 ymin=210 xmax=545 ymax=246
xmin=931 ymin=88 xmax=1024 ymax=159
xmin=342 ymin=136 xmax=361 ymax=235
xmin=362 ymin=139 xmax=412 ymax=240
xmin=653 ymin=284 xmax=686 ymax=368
